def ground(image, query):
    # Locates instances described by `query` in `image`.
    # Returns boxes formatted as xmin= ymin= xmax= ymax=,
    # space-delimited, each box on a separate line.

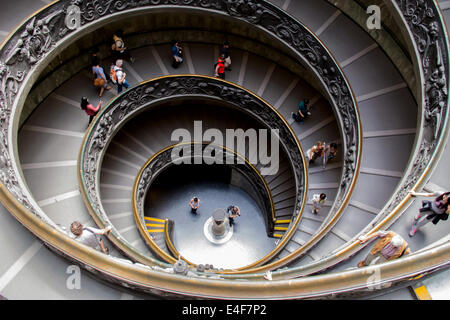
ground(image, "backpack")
xmin=82 ymin=227 xmax=101 ymax=244
xmin=113 ymin=35 xmax=124 ymax=50
xmin=214 ymin=60 xmax=225 ymax=72
xmin=110 ymin=65 xmax=122 ymax=84
xmin=312 ymin=194 xmax=325 ymax=205
xmin=312 ymin=194 xmax=320 ymax=203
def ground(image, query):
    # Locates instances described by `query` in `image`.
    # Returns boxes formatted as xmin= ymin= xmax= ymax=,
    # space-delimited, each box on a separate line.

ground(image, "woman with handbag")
xmin=408 ymin=190 xmax=450 ymax=236
xmin=92 ymin=63 xmax=111 ymax=97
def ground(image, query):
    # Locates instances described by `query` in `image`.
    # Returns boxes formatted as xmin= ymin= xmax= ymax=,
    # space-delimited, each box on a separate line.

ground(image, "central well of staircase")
xmin=145 ymin=164 xmax=276 ymax=270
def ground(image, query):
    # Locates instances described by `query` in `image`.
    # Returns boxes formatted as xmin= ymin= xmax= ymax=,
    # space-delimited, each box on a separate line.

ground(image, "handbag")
xmin=94 ymin=78 xmax=105 ymax=88
xmin=420 ymin=200 xmax=432 ymax=212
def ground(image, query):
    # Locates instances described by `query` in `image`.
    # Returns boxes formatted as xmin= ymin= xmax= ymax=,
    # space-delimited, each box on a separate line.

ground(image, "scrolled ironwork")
xmin=387 ymin=0 xmax=449 ymax=203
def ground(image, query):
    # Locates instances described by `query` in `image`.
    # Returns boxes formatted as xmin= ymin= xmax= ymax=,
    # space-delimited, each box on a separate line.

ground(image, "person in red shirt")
xmin=81 ymin=97 xmax=102 ymax=124
xmin=215 ymin=54 xmax=226 ymax=80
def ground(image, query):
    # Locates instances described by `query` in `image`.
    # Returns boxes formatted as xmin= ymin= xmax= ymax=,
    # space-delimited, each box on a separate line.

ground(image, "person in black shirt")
xmin=91 ymin=47 xmax=100 ymax=68
xmin=171 ymin=40 xmax=183 ymax=68
xmin=220 ymin=41 xmax=232 ymax=71
xmin=227 ymin=205 xmax=240 ymax=227
xmin=111 ymin=30 xmax=135 ymax=63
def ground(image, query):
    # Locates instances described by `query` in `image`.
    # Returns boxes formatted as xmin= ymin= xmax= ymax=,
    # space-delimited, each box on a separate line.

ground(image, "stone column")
xmin=212 ymin=209 xmax=226 ymax=237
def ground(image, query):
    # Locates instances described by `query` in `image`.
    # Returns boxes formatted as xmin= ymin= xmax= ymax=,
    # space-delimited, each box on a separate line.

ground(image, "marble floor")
xmin=145 ymin=166 xmax=277 ymax=270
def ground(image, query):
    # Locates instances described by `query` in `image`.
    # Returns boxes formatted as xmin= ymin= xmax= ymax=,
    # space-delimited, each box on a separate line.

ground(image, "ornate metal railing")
xmin=78 ymin=75 xmax=307 ymax=269
xmin=132 ymin=142 xmax=276 ymax=265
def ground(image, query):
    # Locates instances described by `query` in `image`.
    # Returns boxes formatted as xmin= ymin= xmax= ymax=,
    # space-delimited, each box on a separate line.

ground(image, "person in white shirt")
xmin=70 ymin=221 xmax=112 ymax=254
xmin=111 ymin=59 xmax=129 ymax=93
xmin=312 ymin=193 xmax=327 ymax=214
xmin=189 ymin=197 xmax=200 ymax=214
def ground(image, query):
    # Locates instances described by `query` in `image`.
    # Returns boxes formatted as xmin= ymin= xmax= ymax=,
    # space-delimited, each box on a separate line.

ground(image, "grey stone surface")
xmin=146 ymin=180 xmax=276 ymax=269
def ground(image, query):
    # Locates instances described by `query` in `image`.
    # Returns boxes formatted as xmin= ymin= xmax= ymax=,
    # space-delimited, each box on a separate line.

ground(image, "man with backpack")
xmin=110 ymin=59 xmax=130 ymax=94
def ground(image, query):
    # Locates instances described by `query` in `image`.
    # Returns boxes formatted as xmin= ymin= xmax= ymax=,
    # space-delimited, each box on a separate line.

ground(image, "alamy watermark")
xmin=66 ymin=265 xmax=81 ymax=290
xmin=171 ymin=121 xmax=281 ymax=176
xmin=367 ymin=5 xmax=381 ymax=30
xmin=65 ymin=5 xmax=81 ymax=30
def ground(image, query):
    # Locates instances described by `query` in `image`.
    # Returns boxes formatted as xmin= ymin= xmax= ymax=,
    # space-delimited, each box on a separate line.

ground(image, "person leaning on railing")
xmin=80 ymin=97 xmax=102 ymax=125
xmin=70 ymin=221 xmax=112 ymax=254
xmin=357 ymin=231 xmax=411 ymax=267
xmin=408 ymin=190 xmax=450 ymax=237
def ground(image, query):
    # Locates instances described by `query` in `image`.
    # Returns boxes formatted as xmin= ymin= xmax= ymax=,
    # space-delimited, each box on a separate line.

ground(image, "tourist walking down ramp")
xmin=408 ymin=190 xmax=449 ymax=237
xmin=357 ymin=231 xmax=410 ymax=267
xmin=110 ymin=59 xmax=130 ymax=94
xmin=171 ymin=40 xmax=183 ymax=69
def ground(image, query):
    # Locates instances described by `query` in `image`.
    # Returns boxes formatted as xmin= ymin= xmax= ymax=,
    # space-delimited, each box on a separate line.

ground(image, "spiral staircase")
xmin=0 ymin=0 xmax=448 ymax=300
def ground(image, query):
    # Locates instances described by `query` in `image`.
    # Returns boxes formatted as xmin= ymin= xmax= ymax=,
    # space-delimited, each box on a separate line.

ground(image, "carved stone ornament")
xmin=396 ymin=0 xmax=449 ymax=141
